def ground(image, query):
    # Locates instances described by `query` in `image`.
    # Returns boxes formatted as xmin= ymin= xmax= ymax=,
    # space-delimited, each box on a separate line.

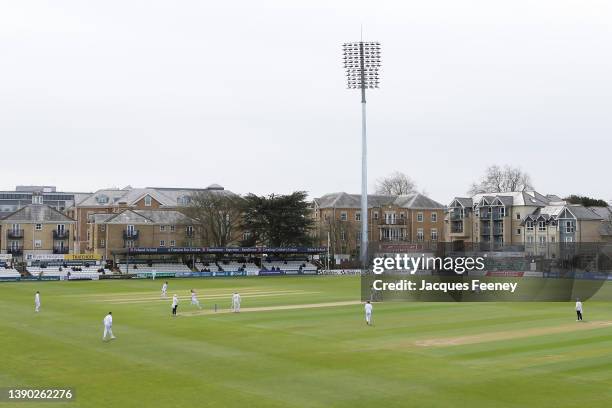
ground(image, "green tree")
xmin=241 ymin=191 xmax=314 ymax=247
xmin=564 ymin=195 xmax=608 ymax=207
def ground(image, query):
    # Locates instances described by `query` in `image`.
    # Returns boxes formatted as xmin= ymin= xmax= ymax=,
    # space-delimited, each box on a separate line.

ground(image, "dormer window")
xmin=144 ymin=196 xmax=152 ymax=206
xmin=177 ymin=195 xmax=191 ymax=205
xmin=32 ymin=195 xmax=43 ymax=205
xmin=96 ymin=195 xmax=109 ymax=204
xmin=526 ymin=221 xmax=534 ymax=231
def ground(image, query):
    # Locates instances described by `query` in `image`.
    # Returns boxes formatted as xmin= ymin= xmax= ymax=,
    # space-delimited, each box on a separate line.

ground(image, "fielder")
xmin=576 ymin=298 xmax=583 ymax=321
xmin=190 ymin=289 xmax=202 ymax=309
xmin=364 ymin=301 xmax=373 ymax=326
xmin=231 ymin=292 xmax=241 ymax=313
xmin=172 ymin=294 xmax=179 ymax=316
xmin=34 ymin=291 xmax=41 ymax=313
xmin=161 ymin=281 xmax=168 ymax=298
xmin=103 ymin=312 xmax=116 ymax=341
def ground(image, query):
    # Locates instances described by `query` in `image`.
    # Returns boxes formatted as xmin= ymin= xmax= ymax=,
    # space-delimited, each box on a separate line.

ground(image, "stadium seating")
xmin=118 ymin=263 xmax=192 ymax=274
xmin=261 ymin=259 xmax=319 ymax=273
xmin=0 ymin=268 xmax=21 ymax=278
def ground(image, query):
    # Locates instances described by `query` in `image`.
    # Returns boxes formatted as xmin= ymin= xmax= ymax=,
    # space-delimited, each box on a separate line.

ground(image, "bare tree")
xmin=468 ymin=165 xmax=534 ymax=195
xmin=184 ymin=192 xmax=244 ymax=247
xmin=375 ymin=171 xmax=417 ymax=196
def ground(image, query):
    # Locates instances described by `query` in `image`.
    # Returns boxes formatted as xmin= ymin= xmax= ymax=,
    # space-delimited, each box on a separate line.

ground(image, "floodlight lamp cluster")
xmin=342 ymin=42 xmax=381 ymax=89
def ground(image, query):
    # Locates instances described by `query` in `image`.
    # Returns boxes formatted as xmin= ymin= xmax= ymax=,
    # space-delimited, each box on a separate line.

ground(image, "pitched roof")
xmin=99 ymin=209 xmax=193 ymax=225
xmin=0 ymin=204 xmax=75 ymax=223
xmin=471 ymin=191 xmax=551 ymax=207
xmin=77 ymin=186 xmax=236 ymax=208
xmin=314 ymin=192 xmax=444 ymax=209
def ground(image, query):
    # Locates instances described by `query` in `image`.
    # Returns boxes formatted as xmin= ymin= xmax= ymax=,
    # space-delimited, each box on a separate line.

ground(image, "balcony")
xmin=451 ymin=225 xmax=464 ymax=234
xmin=379 ymin=219 xmax=406 ymax=226
xmin=123 ymin=230 xmax=139 ymax=240
xmin=7 ymin=229 xmax=24 ymax=239
xmin=53 ymin=247 xmax=69 ymax=254
xmin=7 ymin=247 xmax=23 ymax=255
xmin=450 ymin=212 xmax=463 ymax=221
xmin=53 ymin=230 xmax=70 ymax=240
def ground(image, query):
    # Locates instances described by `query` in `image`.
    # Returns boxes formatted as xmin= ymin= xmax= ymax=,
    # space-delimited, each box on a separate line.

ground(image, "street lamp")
xmin=343 ymin=41 xmax=381 ymax=268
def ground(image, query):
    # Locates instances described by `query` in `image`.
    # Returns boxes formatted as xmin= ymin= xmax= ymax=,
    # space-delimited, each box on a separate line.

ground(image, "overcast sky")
xmin=1 ymin=1 xmax=610 ymax=203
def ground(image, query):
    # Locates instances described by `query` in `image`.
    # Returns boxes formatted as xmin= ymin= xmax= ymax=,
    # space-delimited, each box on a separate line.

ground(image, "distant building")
xmin=0 ymin=195 xmax=76 ymax=261
xmin=445 ymin=191 xmax=611 ymax=249
xmin=66 ymin=184 xmax=233 ymax=254
xmin=86 ymin=209 xmax=196 ymax=260
xmin=0 ymin=186 xmax=90 ymax=218
xmin=312 ymin=192 xmax=445 ymax=259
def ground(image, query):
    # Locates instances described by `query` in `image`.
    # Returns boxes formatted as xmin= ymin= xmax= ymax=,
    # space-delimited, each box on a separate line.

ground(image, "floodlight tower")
xmin=342 ymin=40 xmax=381 ymax=268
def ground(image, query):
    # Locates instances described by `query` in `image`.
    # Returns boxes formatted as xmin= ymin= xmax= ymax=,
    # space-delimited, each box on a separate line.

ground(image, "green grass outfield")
xmin=1 ymin=276 xmax=611 ymax=408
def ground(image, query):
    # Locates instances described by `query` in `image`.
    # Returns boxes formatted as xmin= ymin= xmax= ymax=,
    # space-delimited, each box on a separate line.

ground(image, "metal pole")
xmin=359 ymin=42 xmax=368 ymax=269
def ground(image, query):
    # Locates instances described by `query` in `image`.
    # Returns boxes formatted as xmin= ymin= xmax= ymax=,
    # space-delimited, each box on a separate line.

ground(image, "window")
xmin=170 ymin=240 xmax=176 ymax=247
xmin=340 ymin=231 xmax=346 ymax=241
xmin=400 ymin=212 xmax=405 ymax=219
xmin=32 ymin=195 xmax=43 ymax=204
xmin=417 ymin=212 xmax=424 ymax=222
xmin=340 ymin=212 xmax=347 ymax=221
xmin=144 ymin=195 xmax=152 ymax=206
xmin=186 ymin=225 xmax=194 ymax=235
xmin=499 ymin=207 xmax=505 ymax=217
xmin=431 ymin=228 xmax=438 ymax=241
xmin=159 ymin=240 xmax=166 ymax=247
xmin=526 ymin=221 xmax=534 ymax=231
xmin=170 ymin=225 xmax=175 ymax=232
xmin=101 ymin=225 xmax=105 ymax=232
xmin=100 ymin=239 xmax=105 ymax=247
xmin=565 ymin=221 xmax=574 ymax=233
xmin=356 ymin=231 xmax=362 ymax=241
xmin=34 ymin=240 xmax=42 ymax=248
xmin=565 ymin=236 xmax=573 ymax=243
xmin=373 ymin=212 xmax=379 ymax=220
xmin=551 ymin=237 xmax=556 ymax=243
xmin=87 ymin=231 xmax=90 ymax=241
xmin=516 ymin=213 xmax=521 ymax=220
xmin=538 ymin=221 xmax=546 ymax=231
xmin=431 ymin=213 xmax=437 ymax=222
xmin=539 ymin=236 xmax=546 ymax=244
xmin=355 ymin=212 xmax=361 ymax=221
xmin=160 ymin=225 xmax=166 ymax=232
xmin=35 ymin=224 xmax=42 ymax=231
xmin=516 ymin=228 xmax=521 ymax=235
xmin=416 ymin=228 xmax=424 ymax=242
xmin=527 ymin=236 xmax=534 ymax=243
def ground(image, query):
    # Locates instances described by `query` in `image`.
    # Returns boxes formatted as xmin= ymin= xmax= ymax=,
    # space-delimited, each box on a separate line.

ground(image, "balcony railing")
xmin=379 ymin=219 xmax=407 ymax=226
xmin=450 ymin=212 xmax=463 ymax=221
xmin=123 ymin=230 xmax=139 ymax=240
xmin=53 ymin=247 xmax=69 ymax=254
xmin=7 ymin=229 xmax=24 ymax=239
xmin=53 ymin=230 xmax=70 ymax=240
xmin=7 ymin=247 xmax=23 ymax=255
xmin=451 ymin=226 xmax=464 ymax=234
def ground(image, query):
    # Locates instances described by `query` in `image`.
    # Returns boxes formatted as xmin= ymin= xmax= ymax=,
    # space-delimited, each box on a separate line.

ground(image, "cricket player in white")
xmin=190 ymin=289 xmax=202 ymax=309
xmin=34 ymin=291 xmax=41 ymax=312
xmin=231 ymin=292 xmax=241 ymax=313
xmin=172 ymin=294 xmax=179 ymax=316
xmin=364 ymin=301 xmax=373 ymax=326
xmin=576 ymin=298 xmax=583 ymax=321
xmin=161 ymin=281 xmax=168 ymax=298
xmin=103 ymin=312 xmax=116 ymax=341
